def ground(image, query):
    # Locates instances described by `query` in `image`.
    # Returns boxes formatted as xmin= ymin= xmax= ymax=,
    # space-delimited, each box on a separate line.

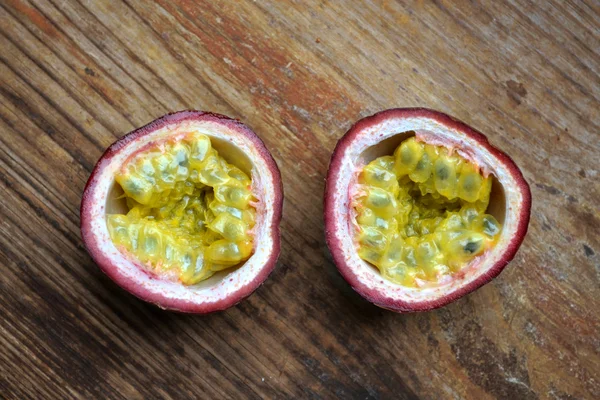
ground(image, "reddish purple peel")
xmin=324 ymin=108 xmax=531 ymax=313
xmin=81 ymin=111 xmax=283 ymax=314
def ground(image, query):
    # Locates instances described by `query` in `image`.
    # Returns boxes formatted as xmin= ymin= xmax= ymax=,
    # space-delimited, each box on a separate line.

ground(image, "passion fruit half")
xmin=81 ymin=111 xmax=283 ymax=313
xmin=324 ymin=108 xmax=531 ymax=312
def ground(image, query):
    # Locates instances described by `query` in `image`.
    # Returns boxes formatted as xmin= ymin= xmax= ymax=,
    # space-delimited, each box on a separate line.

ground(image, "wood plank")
xmin=1 ymin=0 xmax=598 ymax=398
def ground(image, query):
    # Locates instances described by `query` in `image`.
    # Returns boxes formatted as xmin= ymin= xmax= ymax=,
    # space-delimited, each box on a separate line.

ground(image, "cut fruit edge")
xmin=81 ymin=111 xmax=283 ymax=313
xmin=324 ymin=108 xmax=531 ymax=312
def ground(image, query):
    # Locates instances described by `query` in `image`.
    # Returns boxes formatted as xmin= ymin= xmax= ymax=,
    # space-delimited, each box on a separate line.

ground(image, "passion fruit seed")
xmin=106 ymin=133 xmax=255 ymax=285
xmin=355 ymin=137 xmax=502 ymax=287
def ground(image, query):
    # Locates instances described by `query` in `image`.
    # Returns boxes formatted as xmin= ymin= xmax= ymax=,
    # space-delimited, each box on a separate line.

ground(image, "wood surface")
xmin=1 ymin=0 xmax=599 ymax=399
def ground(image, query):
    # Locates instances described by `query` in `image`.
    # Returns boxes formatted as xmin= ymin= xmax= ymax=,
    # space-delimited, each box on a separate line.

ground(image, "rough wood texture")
xmin=1 ymin=1 xmax=598 ymax=399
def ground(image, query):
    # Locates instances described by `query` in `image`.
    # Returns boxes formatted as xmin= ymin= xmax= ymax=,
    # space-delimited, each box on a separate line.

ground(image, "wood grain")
xmin=1 ymin=0 xmax=599 ymax=399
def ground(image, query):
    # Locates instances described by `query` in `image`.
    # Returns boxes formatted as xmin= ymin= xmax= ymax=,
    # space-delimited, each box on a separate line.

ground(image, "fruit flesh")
xmin=106 ymin=133 xmax=255 ymax=285
xmin=354 ymin=136 xmax=502 ymax=287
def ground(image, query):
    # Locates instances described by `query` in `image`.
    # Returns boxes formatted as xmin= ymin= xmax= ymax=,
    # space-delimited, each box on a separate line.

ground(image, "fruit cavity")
xmin=106 ymin=132 xmax=255 ymax=285
xmin=354 ymin=136 xmax=502 ymax=287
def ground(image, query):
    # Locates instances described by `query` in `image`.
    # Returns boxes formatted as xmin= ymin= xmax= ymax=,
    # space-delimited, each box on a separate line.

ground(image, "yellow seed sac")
xmin=380 ymin=236 xmax=404 ymax=268
xmin=362 ymin=160 xmax=398 ymax=192
xmin=116 ymin=174 xmax=154 ymax=205
xmin=457 ymin=163 xmax=483 ymax=202
xmin=214 ymin=185 xmax=252 ymax=209
xmin=363 ymin=187 xmax=398 ymax=218
xmin=409 ymin=145 xmax=437 ymax=183
xmin=106 ymin=133 xmax=256 ymax=285
xmin=433 ymin=154 xmax=459 ymax=200
xmin=358 ymin=247 xmax=382 ymax=267
xmin=180 ymin=251 xmax=214 ymax=285
xmin=198 ymin=153 xmax=230 ymax=186
xmin=354 ymin=137 xmax=501 ymax=287
xmin=395 ymin=137 xmax=425 ymax=176
xmin=189 ymin=135 xmax=211 ymax=169
xmin=206 ymin=240 xmax=253 ymax=266
xmin=359 ymin=226 xmax=388 ymax=251
xmin=208 ymin=213 xmax=248 ymax=242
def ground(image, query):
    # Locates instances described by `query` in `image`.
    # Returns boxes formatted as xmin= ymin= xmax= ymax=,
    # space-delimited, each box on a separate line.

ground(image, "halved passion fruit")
xmin=81 ymin=111 xmax=283 ymax=313
xmin=324 ymin=108 xmax=531 ymax=312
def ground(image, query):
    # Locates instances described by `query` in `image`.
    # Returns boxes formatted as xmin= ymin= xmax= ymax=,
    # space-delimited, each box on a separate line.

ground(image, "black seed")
xmin=462 ymin=208 xmax=478 ymax=223
xmin=483 ymin=217 xmax=500 ymax=236
xmin=126 ymin=180 xmax=141 ymax=194
xmin=437 ymin=165 xmax=449 ymax=180
xmin=401 ymin=148 xmax=413 ymax=164
xmin=371 ymin=193 xmax=390 ymax=207
xmin=389 ymin=268 xmax=406 ymax=279
xmin=464 ymin=241 xmax=480 ymax=254
xmin=463 ymin=175 xmax=476 ymax=191
xmin=374 ymin=170 xmax=386 ymax=181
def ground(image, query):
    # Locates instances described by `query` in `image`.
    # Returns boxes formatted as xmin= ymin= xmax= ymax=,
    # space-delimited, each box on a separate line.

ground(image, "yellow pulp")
xmin=106 ymin=133 xmax=255 ymax=285
xmin=354 ymin=137 xmax=502 ymax=287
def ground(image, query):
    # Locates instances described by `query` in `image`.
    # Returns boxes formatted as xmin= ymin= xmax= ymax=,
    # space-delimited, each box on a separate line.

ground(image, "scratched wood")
xmin=1 ymin=0 xmax=598 ymax=399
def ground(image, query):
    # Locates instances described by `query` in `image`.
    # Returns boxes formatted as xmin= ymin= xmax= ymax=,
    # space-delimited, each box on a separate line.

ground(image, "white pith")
xmin=331 ymin=117 xmax=525 ymax=303
xmin=85 ymin=119 xmax=277 ymax=306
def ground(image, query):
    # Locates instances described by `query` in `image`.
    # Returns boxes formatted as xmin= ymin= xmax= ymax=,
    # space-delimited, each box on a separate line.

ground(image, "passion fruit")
xmin=324 ymin=108 xmax=531 ymax=312
xmin=81 ymin=111 xmax=283 ymax=313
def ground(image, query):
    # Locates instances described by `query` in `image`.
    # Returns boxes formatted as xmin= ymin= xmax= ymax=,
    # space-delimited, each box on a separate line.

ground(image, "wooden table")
xmin=2 ymin=1 xmax=598 ymax=399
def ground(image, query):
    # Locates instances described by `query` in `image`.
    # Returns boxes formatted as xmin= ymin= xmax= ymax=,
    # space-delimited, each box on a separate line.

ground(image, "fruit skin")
xmin=81 ymin=111 xmax=283 ymax=313
xmin=324 ymin=108 xmax=531 ymax=312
